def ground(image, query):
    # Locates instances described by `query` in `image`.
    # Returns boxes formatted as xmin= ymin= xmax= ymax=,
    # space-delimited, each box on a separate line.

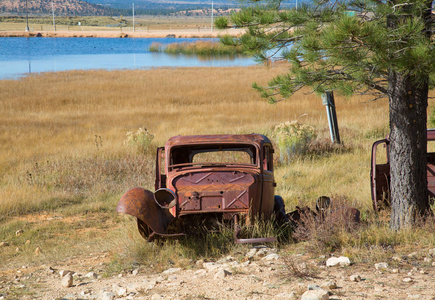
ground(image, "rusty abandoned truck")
xmin=117 ymin=134 xmax=286 ymax=243
xmin=371 ymin=129 xmax=435 ymax=211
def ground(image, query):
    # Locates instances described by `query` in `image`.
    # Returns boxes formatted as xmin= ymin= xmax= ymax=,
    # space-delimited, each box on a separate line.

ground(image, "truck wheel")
xmin=273 ymin=195 xmax=288 ymax=225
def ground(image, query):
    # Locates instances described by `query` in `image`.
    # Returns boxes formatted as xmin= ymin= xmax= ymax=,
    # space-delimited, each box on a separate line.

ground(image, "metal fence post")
xmin=321 ymin=91 xmax=341 ymax=144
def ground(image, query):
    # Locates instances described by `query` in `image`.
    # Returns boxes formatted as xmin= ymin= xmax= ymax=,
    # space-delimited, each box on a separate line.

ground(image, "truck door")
xmin=371 ymin=139 xmax=390 ymax=211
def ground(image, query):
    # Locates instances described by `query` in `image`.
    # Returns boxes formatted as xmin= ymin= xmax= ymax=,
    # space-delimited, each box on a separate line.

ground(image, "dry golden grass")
xmin=1 ymin=64 xmax=435 ymax=269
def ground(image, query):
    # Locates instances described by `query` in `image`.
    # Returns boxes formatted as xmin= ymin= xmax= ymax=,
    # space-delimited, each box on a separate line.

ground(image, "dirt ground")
xmin=2 ymin=245 xmax=435 ymax=300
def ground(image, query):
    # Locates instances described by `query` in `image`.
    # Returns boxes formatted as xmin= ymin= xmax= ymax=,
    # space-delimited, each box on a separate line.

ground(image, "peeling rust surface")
xmin=117 ymin=187 xmax=174 ymax=236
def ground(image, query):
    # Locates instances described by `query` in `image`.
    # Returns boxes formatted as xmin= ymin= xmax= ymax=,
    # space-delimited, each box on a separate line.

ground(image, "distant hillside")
xmin=0 ymin=0 xmax=118 ymax=16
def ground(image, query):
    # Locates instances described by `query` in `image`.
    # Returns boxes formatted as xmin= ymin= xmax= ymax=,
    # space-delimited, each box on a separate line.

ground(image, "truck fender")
xmin=116 ymin=187 xmax=175 ymax=235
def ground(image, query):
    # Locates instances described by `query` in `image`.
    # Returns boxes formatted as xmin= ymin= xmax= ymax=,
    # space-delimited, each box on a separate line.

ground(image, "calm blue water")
xmin=0 ymin=37 xmax=255 ymax=80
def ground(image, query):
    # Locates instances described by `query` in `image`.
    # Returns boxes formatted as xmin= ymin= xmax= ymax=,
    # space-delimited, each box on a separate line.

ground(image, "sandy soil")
xmin=0 ymin=28 xmax=245 ymax=38
xmin=2 ymin=246 xmax=435 ymax=300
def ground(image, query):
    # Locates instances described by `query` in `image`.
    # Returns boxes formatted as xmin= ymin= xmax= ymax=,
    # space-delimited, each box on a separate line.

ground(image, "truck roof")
xmin=165 ymin=134 xmax=272 ymax=149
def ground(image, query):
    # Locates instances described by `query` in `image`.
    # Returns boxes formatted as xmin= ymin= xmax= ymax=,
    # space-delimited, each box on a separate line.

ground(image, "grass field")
xmin=0 ymin=15 xmax=213 ymax=32
xmin=1 ymin=64 xmax=435 ymax=272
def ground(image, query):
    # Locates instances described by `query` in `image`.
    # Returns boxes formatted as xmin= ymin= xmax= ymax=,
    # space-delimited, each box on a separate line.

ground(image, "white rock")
xmin=301 ymin=289 xmax=329 ymax=300
xmin=132 ymin=269 xmax=139 ymax=276
xmin=15 ymin=230 xmax=24 ymax=236
xmin=151 ymin=294 xmax=164 ymax=299
xmin=85 ymin=272 xmax=98 ymax=279
xmin=326 ymin=256 xmax=351 ymax=267
xmin=262 ymin=253 xmax=279 ymax=261
xmin=321 ymin=281 xmax=337 ymax=289
xmin=429 ymin=248 xmax=435 ymax=256
xmin=256 ymin=248 xmax=268 ymax=257
xmin=214 ymin=269 xmax=231 ymax=279
xmin=0 ymin=242 xmax=9 ymax=247
xmin=424 ymin=257 xmax=432 ymax=263
xmin=403 ymin=277 xmax=413 ymax=283
xmin=349 ymin=274 xmax=361 ymax=282
xmin=162 ymin=268 xmax=181 ymax=275
xmin=194 ymin=269 xmax=207 ymax=276
xmin=374 ymin=262 xmax=389 ymax=270
xmin=203 ymin=262 xmax=220 ymax=271
xmin=61 ymin=274 xmax=73 ymax=288
xmin=98 ymin=291 xmax=116 ymax=300
xmin=276 ymin=292 xmax=298 ymax=299
xmin=59 ymin=270 xmax=74 ymax=278
xmin=408 ymin=295 xmax=423 ymax=299
xmin=113 ymin=284 xmax=127 ymax=297
xmin=246 ymin=248 xmax=258 ymax=259
xmin=408 ymin=252 xmax=418 ymax=258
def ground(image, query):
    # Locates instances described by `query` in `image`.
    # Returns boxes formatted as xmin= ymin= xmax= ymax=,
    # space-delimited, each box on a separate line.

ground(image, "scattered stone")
xmin=428 ymin=248 xmax=435 ymax=257
xmin=25 ymin=240 xmax=31 ymax=245
xmin=151 ymin=294 xmax=164 ymax=299
xmin=214 ymin=269 xmax=231 ymax=279
xmin=194 ymin=269 xmax=207 ymax=276
xmin=408 ymin=295 xmax=423 ymax=299
xmin=35 ymin=247 xmax=41 ymax=256
xmin=15 ymin=247 xmax=20 ymax=253
xmin=61 ymin=273 xmax=73 ymax=288
xmin=392 ymin=269 xmax=399 ymax=273
xmin=256 ymin=248 xmax=268 ymax=258
xmin=162 ymin=267 xmax=181 ymax=275
xmin=132 ymin=269 xmax=139 ymax=276
xmin=326 ymin=256 xmax=351 ymax=267
xmin=403 ymin=277 xmax=413 ymax=283
xmin=59 ymin=270 xmax=74 ymax=277
xmin=349 ymin=274 xmax=361 ymax=282
xmin=85 ymin=272 xmax=98 ymax=279
xmin=113 ymin=284 xmax=127 ymax=297
xmin=15 ymin=230 xmax=24 ymax=236
xmin=246 ymin=248 xmax=258 ymax=259
xmin=98 ymin=291 xmax=116 ymax=300
xmin=392 ymin=256 xmax=402 ymax=262
xmin=262 ymin=253 xmax=279 ymax=261
xmin=308 ymin=284 xmax=322 ymax=290
xmin=301 ymin=289 xmax=329 ymax=300
xmin=424 ymin=257 xmax=432 ymax=263
xmin=0 ymin=242 xmax=9 ymax=247
xmin=419 ymin=269 xmax=427 ymax=274
xmin=321 ymin=281 xmax=337 ymax=289
xmin=374 ymin=262 xmax=389 ymax=270
xmin=276 ymin=292 xmax=298 ymax=299
xmin=203 ymin=262 xmax=220 ymax=271
xmin=408 ymin=252 xmax=418 ymax=258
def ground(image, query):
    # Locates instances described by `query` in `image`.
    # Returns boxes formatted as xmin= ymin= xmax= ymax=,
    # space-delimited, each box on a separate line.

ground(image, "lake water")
xmin=0 ymin=37 xmax=255 ymax=80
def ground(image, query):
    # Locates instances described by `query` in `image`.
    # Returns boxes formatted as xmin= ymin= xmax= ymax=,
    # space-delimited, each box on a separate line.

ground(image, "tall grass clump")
xmin=125 ymin=127 xmax=155 ymax=155
xmin=272 ymin=121 xmax=316 ymax=163
xmin=149 ymin=41 xmax=245 ymax=56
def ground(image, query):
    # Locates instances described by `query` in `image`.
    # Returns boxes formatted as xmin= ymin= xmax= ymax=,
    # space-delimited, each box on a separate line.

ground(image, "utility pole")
xmin=132 ymin=2 xmax=135 ymax=32
xmin=25 ymin=0 xmax=29 ymax=31
xmin=211 ymin=1 xmax=213 ymax=32
xmin=52 ymin=1 xmax=56 ymax=31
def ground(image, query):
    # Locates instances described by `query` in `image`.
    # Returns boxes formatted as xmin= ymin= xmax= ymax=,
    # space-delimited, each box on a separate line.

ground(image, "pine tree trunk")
xmin=388 ymin=72 xmax=429 ymax=230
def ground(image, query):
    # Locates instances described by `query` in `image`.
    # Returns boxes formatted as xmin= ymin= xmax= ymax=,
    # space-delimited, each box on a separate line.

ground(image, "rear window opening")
xmin=170 ymin=144 xmax=257 ymax=168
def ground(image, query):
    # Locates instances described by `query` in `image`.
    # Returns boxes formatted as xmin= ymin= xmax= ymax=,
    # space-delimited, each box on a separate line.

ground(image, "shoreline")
xmin=0 ymin=29 xmax=244 ymax=38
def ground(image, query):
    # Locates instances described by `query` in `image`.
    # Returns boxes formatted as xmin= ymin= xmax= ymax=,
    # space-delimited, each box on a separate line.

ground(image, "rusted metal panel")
xmin=371 ymin=129 xmax=435 ymax=211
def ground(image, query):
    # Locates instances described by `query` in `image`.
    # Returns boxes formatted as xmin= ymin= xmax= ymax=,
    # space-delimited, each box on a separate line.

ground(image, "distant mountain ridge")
xmin=0 ymin=0 xmax=118 ymax=16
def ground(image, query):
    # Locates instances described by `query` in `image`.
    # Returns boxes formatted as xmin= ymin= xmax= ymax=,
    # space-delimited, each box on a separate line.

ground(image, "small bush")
xmin=272 ymin=121 xmax=316 ymax=163
xmin=125 ymin=127 xmax=154 ymax=154
xmin=149 ymin=42 xmax=163 ymax=53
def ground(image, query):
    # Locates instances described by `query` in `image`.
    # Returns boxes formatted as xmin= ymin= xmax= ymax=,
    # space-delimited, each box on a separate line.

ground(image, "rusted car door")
xmin=370 ymin=139 xmax=390 ymax=211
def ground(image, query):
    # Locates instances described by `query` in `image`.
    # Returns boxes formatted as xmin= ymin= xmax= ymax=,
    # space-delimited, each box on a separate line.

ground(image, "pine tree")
xmin=216 ymin=0 xmax=434 ymax=230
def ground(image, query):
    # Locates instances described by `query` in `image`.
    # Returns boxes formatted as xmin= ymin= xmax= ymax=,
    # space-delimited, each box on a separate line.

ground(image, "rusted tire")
xmin=273 ymin=195 xmax=288 ymax=225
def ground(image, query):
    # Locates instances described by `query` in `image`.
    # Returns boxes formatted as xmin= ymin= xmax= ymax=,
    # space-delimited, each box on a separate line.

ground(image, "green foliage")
xmin=125 ymin=127 xmax=155 ymax=154
xmin=272 ymin=121 xmax=316 ymax=163
xmin=219 ymin=0 xmax=435 ymax=100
